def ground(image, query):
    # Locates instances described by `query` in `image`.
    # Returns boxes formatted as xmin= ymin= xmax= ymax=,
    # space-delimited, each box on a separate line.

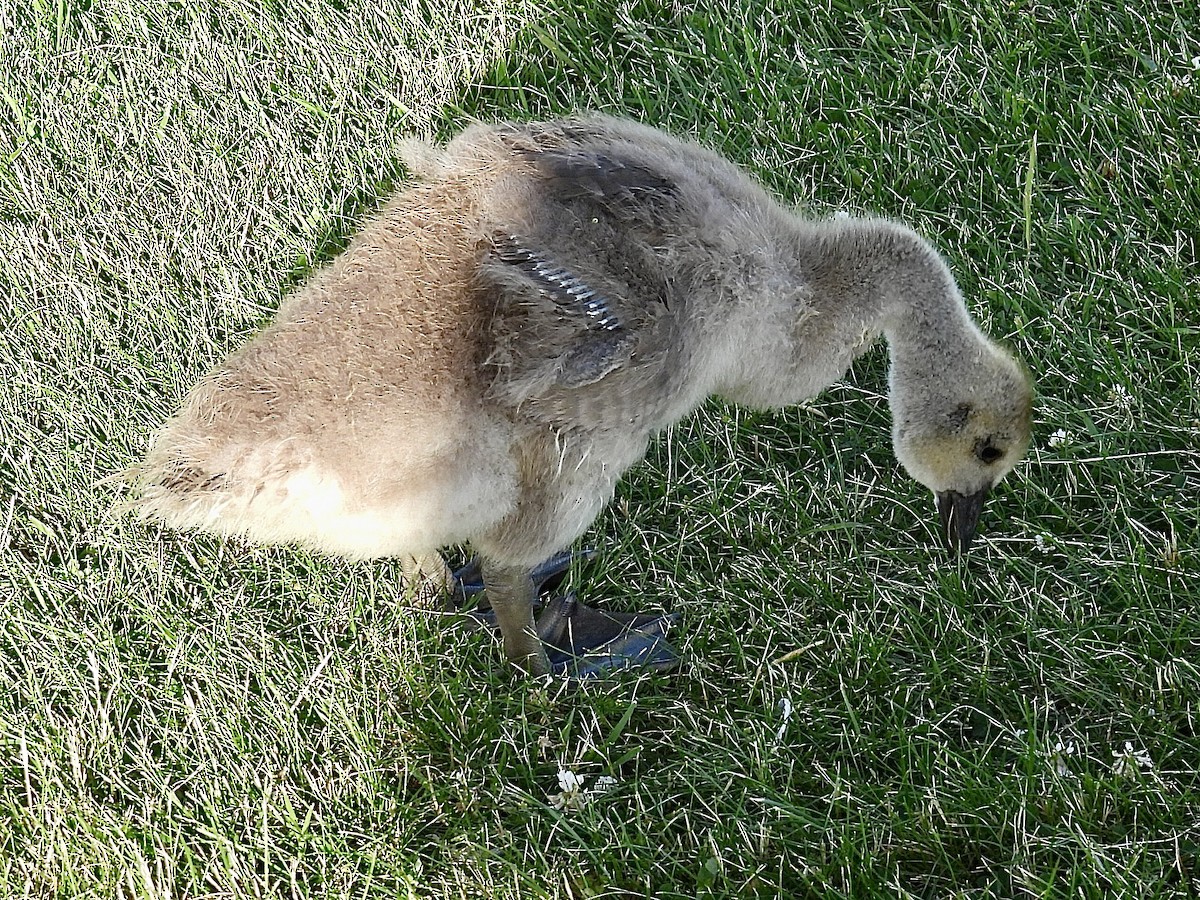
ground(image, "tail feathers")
xmin=109 ymin=455 xmax=238 ymax=532
xmin=110 ymin=450 xmax=453 ymax=562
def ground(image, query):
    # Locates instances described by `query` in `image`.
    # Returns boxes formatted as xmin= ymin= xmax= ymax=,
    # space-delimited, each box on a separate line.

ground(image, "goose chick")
xmin=125 ymin=114 xmax=1033 ymax=676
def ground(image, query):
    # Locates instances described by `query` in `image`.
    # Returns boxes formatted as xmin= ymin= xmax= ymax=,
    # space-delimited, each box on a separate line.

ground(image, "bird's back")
xmin=126 ymin=115 xmax=805 ymax=559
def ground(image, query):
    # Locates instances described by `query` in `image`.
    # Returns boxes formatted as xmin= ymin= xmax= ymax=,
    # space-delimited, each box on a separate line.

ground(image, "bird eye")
xmin=975 ymin=440 xmax=1003 ymax=464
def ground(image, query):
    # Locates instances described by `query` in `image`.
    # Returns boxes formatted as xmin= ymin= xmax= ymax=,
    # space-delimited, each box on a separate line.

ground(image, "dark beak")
xmin=936 ymin=487 xmax=989 ymax=554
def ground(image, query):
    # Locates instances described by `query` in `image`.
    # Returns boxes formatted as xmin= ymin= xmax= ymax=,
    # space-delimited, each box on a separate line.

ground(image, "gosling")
xmin=125 ymin=114 xmax=1033 ymax=677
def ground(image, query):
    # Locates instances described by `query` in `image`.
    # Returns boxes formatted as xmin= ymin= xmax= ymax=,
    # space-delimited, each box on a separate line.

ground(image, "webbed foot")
xmin=537 ymin=592 xmax=681 ymax=678
xmin=450 ymin=550 xmax=681 ymax=677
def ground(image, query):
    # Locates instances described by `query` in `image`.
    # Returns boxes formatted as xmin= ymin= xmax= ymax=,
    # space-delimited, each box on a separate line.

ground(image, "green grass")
xmin=2 ymin=0 xmax=1198 ymax=896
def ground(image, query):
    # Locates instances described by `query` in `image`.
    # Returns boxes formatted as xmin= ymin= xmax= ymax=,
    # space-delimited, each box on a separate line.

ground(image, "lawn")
xmin=1 ymin=0 xmax=1198 ymax=896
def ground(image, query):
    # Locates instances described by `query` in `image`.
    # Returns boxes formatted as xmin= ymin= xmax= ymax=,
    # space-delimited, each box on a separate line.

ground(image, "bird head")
xmin=890 ymin=343 xmax=1033 ymax=553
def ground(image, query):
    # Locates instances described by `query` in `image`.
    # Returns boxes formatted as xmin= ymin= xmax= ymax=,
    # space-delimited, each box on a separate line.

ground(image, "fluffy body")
xmin=128 ymin=115 xmax=1032 ymax=669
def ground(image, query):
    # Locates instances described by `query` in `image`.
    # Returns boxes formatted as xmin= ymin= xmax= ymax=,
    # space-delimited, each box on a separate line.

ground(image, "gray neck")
xmin=843 ymin=221 xmax=981 ymax=371
xmin=708 ymin=217 xmax=981 ymax=407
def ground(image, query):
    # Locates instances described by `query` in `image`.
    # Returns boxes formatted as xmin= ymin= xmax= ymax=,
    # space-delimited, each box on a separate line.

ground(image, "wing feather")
xmin=479 ymin=141 xmax=691 ymax=430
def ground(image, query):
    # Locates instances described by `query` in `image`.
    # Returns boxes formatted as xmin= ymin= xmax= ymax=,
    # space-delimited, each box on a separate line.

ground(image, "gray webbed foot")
xmin=537 ymin=592 xmax=681 ymax=678
xmin=450 ymin=549 xmax=681 ymax=677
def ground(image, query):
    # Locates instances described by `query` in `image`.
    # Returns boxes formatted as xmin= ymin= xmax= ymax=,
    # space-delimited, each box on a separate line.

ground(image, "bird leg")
xmin=479 ymin=561 xmax=552 ymax=676
xmin=400 ymin=553 xmax=455 ymax=603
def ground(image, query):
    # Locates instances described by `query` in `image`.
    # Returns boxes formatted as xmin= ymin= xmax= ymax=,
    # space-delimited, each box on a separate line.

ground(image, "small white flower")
xmin=1192 ymin=55 xmax=1200 ymax=69
xmin=834 ymin=209 xmax=851 ymax=220
xmin=1106 ymin=383 xmax=1134 ymax=410
xmin=548 ymin=769 xmax=619 ymax=811
xmin=1035 ymin=533 xmax=1051 ymax=551
xmin=1111 ymin=741 xmax=1153 ymax=778
xmin=1050 ymin=739 xmax=1076 ymax=776
xmin=776 ymin=696 xmax=794 ymax=742
xmin=1047 ymin=428 xmax=1069 ymax=448
xmin=550 ymin=768 xmax=587 ymax=811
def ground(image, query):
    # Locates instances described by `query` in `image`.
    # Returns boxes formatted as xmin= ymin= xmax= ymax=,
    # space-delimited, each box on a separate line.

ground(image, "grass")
xmin=1 ymin=0 xmax=1198 ymax=896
